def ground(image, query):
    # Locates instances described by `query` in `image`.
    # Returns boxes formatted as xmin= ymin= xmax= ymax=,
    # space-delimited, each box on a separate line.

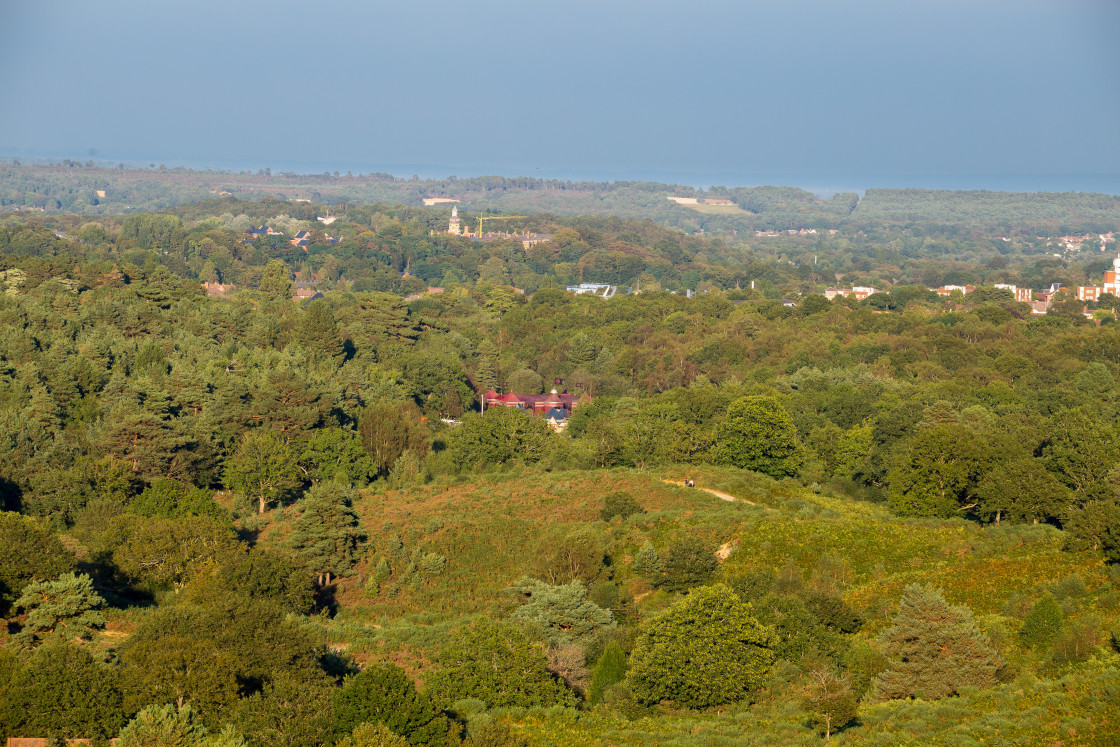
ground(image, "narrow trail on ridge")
xmin=660 ymin=479 xmax=755 ymax=505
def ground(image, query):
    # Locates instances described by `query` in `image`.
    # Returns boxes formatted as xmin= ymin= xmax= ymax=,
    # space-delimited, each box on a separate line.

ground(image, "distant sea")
xmin=4 ymin=149 xmax=1119 ymax=198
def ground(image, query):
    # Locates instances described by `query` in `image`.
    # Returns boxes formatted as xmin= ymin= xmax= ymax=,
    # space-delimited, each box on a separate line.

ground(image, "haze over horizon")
xmin=2 ymin=0 xmax=1118 ymax=193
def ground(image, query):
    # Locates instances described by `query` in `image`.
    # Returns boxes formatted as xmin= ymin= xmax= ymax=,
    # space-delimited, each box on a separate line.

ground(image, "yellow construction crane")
xmin=476 ymin=215 xmax=526 ymax=236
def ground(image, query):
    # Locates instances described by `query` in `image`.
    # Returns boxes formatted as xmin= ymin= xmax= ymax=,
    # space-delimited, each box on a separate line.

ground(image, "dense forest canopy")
xmin=0 ymin=193 xmax=1119 ymax=745
xmin=4 ymin=161 xmax=1120 ymax=236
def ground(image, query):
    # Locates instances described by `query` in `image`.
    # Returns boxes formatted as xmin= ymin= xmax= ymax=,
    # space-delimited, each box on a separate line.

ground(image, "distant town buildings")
xmin=824 ymin=286 xmax=877 ymax=301
xmin=1055 ymin=232 xmax=1115 ymax=252
xmin=566 ymin=283 xmax=616 ymax=298
xmin=446 ymin=207 xmax=552 ymax=249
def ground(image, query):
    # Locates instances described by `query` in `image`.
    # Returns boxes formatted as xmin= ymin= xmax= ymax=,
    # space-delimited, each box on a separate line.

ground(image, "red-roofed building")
xmin=482 ymin=388 xmax=590 ymax=426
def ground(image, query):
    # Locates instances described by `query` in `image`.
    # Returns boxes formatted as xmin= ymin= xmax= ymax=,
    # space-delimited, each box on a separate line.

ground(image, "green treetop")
xmin=287 ymin=481 xmax=366 ymax=586
xmin=13 ymin=571 xmax=106 ymax=650
xmin=871 ymin=584 xmax=1002 ymax=701
xmin=224 ymin=430 xmax=302 ymax=515
xmin=508 ymin=577 xmax=614 ymax=643
xmin=259 ymin=259 xmax=292 ymax=298
xmin=333 ymin=663 xmax=454 ymax=746
xmin=627 ymin=583 xmax=778 ymax=708
xmin=710 ymin=395 xmax=801 ymax=478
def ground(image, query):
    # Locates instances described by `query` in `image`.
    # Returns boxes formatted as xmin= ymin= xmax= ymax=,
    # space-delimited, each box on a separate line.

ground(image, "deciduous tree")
xmin=426 ymin=620 xmax=577 ymax=708
xmin=627 ymin=584 xmax=778 ymax=708
xmin=224 ymin=430 xmax=302 ymax=515
xmin=334 ymin=663 xmax=453 ymax=746
xmin=711 ymin=395 xmax=801 ymax=478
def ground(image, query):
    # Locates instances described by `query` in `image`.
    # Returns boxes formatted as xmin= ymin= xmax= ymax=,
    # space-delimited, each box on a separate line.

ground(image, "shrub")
xmin=600 ymin=492 xmax=643 ymax=522
xmin=728 ymin=567 xmax=776 ymax=601
xmin=337 ymin=722 xmax=410 ymax=747
xmin=587 ymin=641 xmax=627 ymax=705
xmin=658 ymin=535 xmax=717 ymax=592
xmin=418 ymin=553 xmax=447 ymax=578
xmin=1019 ymin=594 xmax=1063 ymax=650
xmin=463 ymin=721 xmax=530 ymax=747
xmin=1050 ymin=619 xmax=1104 ymax=665
xmin=1051 ymin=575 xmax=1088 ymax=600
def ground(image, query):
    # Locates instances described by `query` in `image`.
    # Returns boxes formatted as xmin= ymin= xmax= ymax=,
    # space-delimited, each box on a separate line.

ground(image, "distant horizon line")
xmin=3 ymin=150 xmax=1119 ymax=198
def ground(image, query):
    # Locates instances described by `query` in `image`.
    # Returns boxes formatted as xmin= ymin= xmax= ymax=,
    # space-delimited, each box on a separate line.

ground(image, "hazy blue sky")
xmin=1 ymin=0 xmax=1118 ymax=187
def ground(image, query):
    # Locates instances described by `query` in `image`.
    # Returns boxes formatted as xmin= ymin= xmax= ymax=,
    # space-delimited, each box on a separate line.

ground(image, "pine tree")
xmin=566 ymin=332 xmax=595 ymax=368
xmin=474 ymin=339 xmax=499 ymax=393
xmin=116 ymin=703 xmax=209 ymax=747
xmin=508 ymin=577 xmax=614 ymax=642
xmin=0 ymin=512 xmax=75 ymax=616
xmin=872 ymin=584 xmax=1002 ymax=701
xmin=631 ymin=541 xmax=663 ymax=578
xmin=295 ymin=301 xmax=345 ymax=363
xmin=288 ymin=481 xmax=366 ymax=586
xmin=258 ymin=259 xmax=291 ymax=298
xmin=13 ymin=572 xmax=106 ymax=650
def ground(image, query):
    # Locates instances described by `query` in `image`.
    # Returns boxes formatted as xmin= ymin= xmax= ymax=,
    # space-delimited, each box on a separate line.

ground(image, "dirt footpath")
xmin=661 ymin=479 xmax=754 ymax=505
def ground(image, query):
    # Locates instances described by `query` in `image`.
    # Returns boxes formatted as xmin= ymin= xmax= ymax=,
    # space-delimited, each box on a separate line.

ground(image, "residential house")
xmin=483 ymin=389 xmax=590 ymax=430
xmin=933 ymin=285 xmax=975 ymax=297
xmin=993 ymin=283 xmax=1033 ymax=303
xmin=291 ymin=230 xmax=311 ymax=248
xmin=201 ymin=281 xmax=234 ymax=296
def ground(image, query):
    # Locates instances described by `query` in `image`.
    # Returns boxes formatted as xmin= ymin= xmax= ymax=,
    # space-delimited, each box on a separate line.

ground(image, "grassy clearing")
xmin=251 ymin=466 xmax=1120 ymax=743
xmin=296 ymin=467 xmax=1116 ymax=655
